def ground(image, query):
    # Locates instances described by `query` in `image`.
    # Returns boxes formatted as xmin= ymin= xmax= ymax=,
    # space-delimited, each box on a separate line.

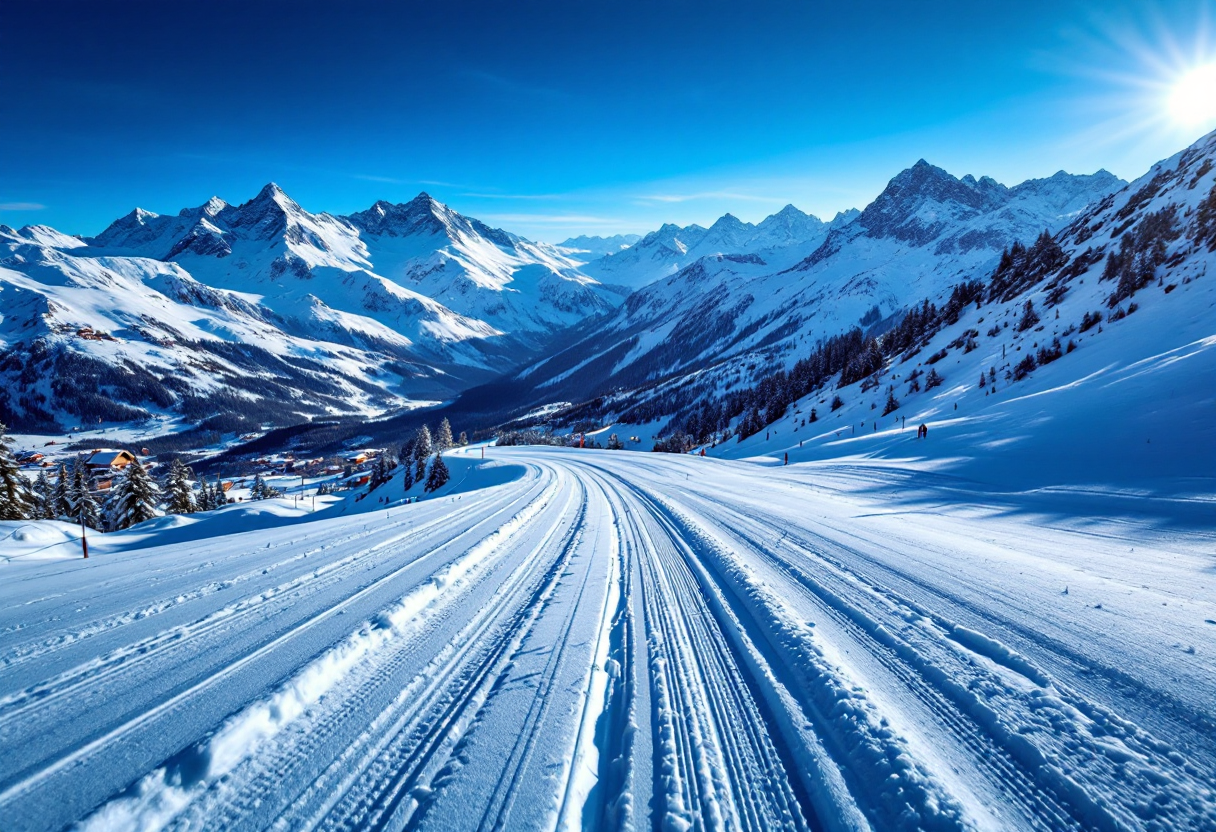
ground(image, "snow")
xmin=1 ymin=441 xmax=1212 ymax=831
xmin=0 ymin=185 xmax=625 ymax=430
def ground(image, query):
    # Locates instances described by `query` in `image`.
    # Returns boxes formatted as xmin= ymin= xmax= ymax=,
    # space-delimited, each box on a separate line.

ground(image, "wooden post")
xmin=80 ymin=513 xmax=88 ymax=559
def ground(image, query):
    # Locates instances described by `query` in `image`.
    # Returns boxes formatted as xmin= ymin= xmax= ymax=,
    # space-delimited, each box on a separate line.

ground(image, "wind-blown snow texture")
xmin=1 ymin=447 xmax=1212 ymax=832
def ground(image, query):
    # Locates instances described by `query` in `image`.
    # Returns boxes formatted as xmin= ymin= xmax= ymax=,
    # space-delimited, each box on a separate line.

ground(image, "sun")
xmin=1168 ymin=63 xmax=1216 ymax=127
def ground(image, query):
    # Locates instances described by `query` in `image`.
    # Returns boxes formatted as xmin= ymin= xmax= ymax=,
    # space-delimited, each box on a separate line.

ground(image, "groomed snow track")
xmin=1 ymin=449 xmax=1213 ymax=832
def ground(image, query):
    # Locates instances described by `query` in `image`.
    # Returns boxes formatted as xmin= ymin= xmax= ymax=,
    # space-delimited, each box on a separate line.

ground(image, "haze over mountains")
xmin=0 ymin=153 xmax=1134 ymax=438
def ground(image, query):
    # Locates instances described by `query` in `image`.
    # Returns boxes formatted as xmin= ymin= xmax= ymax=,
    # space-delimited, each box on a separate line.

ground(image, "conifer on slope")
xmin=31 ymin=469 xmax=55 ymax=520
xmin=165 ymin=459 xmax=195 ymax=515
xmin=425 ymin=453 xmax=450 ymax=492
xmin=0 ymin=422 xmax=32 ymax=521
xmin=435 ymin=418 xmax=454 ymax=452
xmin=414 ymin=425 xmax=433 ymax=482
xmin=107 ymin=460 xmax=160 ymax=531
xmin=70 ymin=460 xmax=101 ymax=531
xmin=52 ymin=462 xmax=72 ymax=519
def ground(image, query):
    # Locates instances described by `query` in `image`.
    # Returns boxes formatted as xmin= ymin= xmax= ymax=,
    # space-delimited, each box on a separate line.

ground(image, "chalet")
xmin=16 ymin=451 xmax=45 ymax=465
xmin=84 ymin=449 xmax=139 ymax=473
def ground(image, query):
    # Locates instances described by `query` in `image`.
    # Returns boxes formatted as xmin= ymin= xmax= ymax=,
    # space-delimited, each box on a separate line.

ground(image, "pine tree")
xmin=165 ymin=459 xmax=195 ymax=515
xmin=1013 ymin=353 xmax=1038 ymax=381
xmin=69 ymin=460 xmax=101 ymax=531
xmin=830 ymin=395 xmax=844 ymax=412
xmin=978 ymin=372 xmax=986 ymax=388
xmin=369 ymin=454 xmax=395 ymax=490
xmin=458 ymin=431 xmax=468 ymax=446
xmin=52 ymin=462 xmax=71 ymax=518
xmin=107 ymin=461 xmax=160 ymax=531
xmin=200 ymin=477 xmax=216 ymax=511
xmin=250 ymin=473 xmax=265 ymax=501
xmin=414 ymin=425 xmax=432 ymax=482
xmin=204 ymin=477 xmax=222 ymax=509
xmin=31 ymin=469 xmax=55 ymax=520
xmin=402 ymin=459 xmax=415 ymax=491
xmin=435 ymin=418 xmax=454 ymax=452
xmin=925 ymin=368 xmax=944 ymax=390
xmin=1017 ymin=299 xmax=1040 ymax=332
xmin=882 ymin=390 xmax=900 ymax=416
xmin=0 ymin=422 xmax=33 ymax=521
xmin=425 ymin=453 xmax=450 ymax=492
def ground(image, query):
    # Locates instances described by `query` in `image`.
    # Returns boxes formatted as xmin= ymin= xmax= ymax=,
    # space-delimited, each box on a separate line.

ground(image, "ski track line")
xmin=0 ymin=481 xmax=514 ymax=654
xmin=691 ymin=489 xmax=1216 ymax=832
xmin=163 ymin=470 xmax=588 ymax=832
xmin=270 ymin=472 xmax=586 ymax=832
xmin=688 ymin=492 xmax=1083 ymax=831
xmin=0 ymin=493 xmax=511 ymax=717
xmin=576 ymin=479 xmax=649 ymax=832
xmin=608 ymin=471 xmax=974 ymax=832
xmin=68 ymin=472 xmax=566 ymax=832
xmin=456 ymin=479 xmax=608 ymax=832
xmin=755 ymin=487 xmax=1216 ymax=753
xmin=553 ymin=475 xmax=624 ymax=832
xmin=0 ymin=484 xmax=537 ymax=802
xmin=607 ymin=470 xmax=816 ymax=832
xmin=0 ymin=473 xmax=558 ymax=823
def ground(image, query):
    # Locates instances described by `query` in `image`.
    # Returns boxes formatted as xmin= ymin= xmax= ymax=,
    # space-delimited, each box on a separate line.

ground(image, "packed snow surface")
xmin=1 ymin=447 xmax=1213 ymax=831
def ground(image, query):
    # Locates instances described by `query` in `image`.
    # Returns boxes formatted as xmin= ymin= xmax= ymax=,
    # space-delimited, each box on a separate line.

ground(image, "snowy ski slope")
xmin=2 ymin=448 xmax=1212 ymax=832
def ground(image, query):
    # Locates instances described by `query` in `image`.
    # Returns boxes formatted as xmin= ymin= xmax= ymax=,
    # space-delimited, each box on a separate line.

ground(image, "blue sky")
xmin=2 ymin=0 xmax=1214 ymax=242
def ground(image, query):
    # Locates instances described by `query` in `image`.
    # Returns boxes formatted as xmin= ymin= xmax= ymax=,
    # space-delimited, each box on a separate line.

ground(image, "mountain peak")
xmin=179 ymin=196 xmax=228 ymax=219
xmin=858 ymin=160 xmax=1011 ymax=244
xmin=345 ymin=192 xmax=468 ymax=239
xmin=711 ymin=212 xmax=749 ymax=229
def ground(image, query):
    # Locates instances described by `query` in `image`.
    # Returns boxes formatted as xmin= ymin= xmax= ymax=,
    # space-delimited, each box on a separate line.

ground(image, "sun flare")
xmin=1168 ymin=62 xmax=1216 ymax=127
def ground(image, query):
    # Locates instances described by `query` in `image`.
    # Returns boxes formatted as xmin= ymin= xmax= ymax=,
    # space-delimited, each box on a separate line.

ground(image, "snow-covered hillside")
xmin=533 ymin=132 xmax=1215 ymax=505
xmin=510 ymin=160 xmax=1129 ymax=419
xmin=0 ymin=187 xmax=621 ymax=432
xmin=704 ymin=138 xmax=1216 ymax=495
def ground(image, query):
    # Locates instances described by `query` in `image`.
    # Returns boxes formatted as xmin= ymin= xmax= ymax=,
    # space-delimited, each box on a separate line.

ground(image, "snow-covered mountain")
xmin=692 ymin=131 xmax=1216 ymax=496
xmin=556 ymin=233 xmax=641 ymax=261
xmin=580 ymin=204 xmax=859 ymax=290
xmin=504 ymin=161 xmax=1127 ymax=414
xmin=0 ymin=186 xmax=623 ymax=432
xmin=343 ymin=193 xmax=621 ymax=337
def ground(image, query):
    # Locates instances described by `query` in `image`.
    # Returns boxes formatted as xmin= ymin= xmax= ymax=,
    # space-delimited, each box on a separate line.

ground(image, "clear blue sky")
xmin=2 ymin=0 xmax=1214 ymax=241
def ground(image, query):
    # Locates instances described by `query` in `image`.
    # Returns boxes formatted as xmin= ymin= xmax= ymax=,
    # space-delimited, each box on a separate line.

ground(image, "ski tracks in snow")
xmin=1 ymin=449 xmax=1213 ymax=831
